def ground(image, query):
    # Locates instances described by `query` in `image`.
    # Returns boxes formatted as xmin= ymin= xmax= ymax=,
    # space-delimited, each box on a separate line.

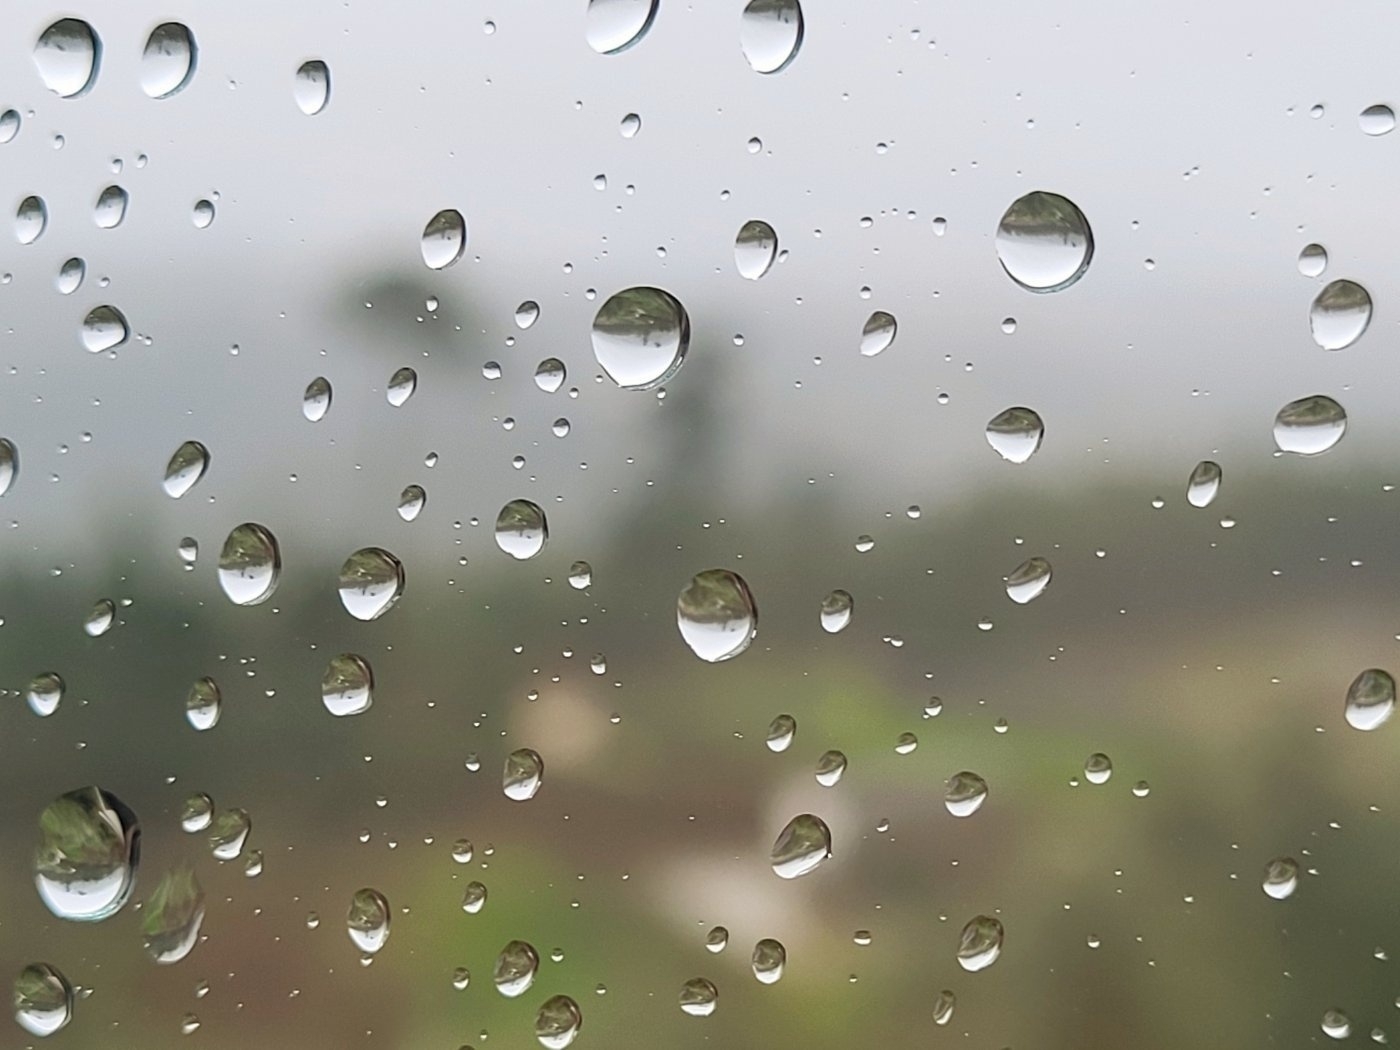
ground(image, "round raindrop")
xmin=1309 ymin=279 xmax=1371 ymax=350
xmin=494 ymin=939 xmax=540 ymax=997
xmin=461 ymin=881 xmax=487 ymax=913
xmin=535 ymin=995 xmax=583 ymax=1050
xmin=765 ymin=713 xmax=796 ymax=752
xmin=677 ymin=569 xmax=757 ymax=662
xmin=180 ymin=794 xmax=213 ymax=833
xmin=16 ymin=195 xmax=46 ymax=245
xmin=740 ymin=0 xmax=804 ymax=74
xmin=620 ymin=112 xmax=641 ymax=137
xmin=1005 ymin=557 xmax=1051 ymax=604
xmin=515 ymin=300 xmax=540 ymax=328
xmin=586 ymin=0 xmax=659 ymax=54
xmin=495 ymin=499 xmax=548 ymax=560
xmin=704 ymin=926 xmax=729 ymax=952
xmin=945 ymin=771 xmax=988 ymax=817
xmin=397 ymin=484 xmax=426 ymax=522
xmin=323 ymin=653 xmax=374 ymax=717
xmin=218 ymin=523 xmax=281 ymax=605
xmin=1186 ymin=460 xmax=1221 ymax=508
xmin=192 ymin=199 xmax=215 ymax=228
xmin=956 ymin=914 xmax=1003 ymax=972
xmin=1273 ymin=395 xmax=1346 ymax=455
xmin=13 ymin=963 xmax=73 ymax=1036
xmin=1262 ymin=856 xmax=1299 ymax=900
xmin=26 ymin=672 xmax=63 ymax=717
xmin=141 ymin=23 xmax=197 ymax=98
xmin=751 ymin=938 xmax=786 ymax=983
xmin=141 ymin=865 xmax=205 ymax=964
xmin=57 ymin=257 xmax=85 ymax=293
xmin=815 ymin=749 xmax=847 ymax=786
xmin=346 ymin=888 xmax=390 ymax=954
xmin=1298 ymin=243 xmax=1328 ymax=278
xmin=294 ymin=60 xmax=330 ymax=114
xmin=859 ymin=311 xmax=897 ymax=357
xmin=185 ymin=677 xmax=221 ymax=731
xmin=679 ymin=977 xmax=718 ymax=1017
xmin=34 ymin=786 xmax=140 ymax=922
xmin=995 ymin=191 xmax=1093 ymax=292
xmin=1084 ymin=752 xmax=1112 ymax=784
xmin=591 ymin=286 xmax=690 ymax=390
xmin=735 ymin=220 xmax=778 ymax=279
xmin=820 ymin=589 xmax=853 ymax=632
xmin=421 ymin=209 xmax=466 ymax=269
xmin=986 ymin=407 xmax=1044 ymax=463
xmin=535 ymin=358 xmax=566 ymax=393
xmin=84 ymin=598 xmax=115 ymax=637
xmin=208 ymin=808 xmax=250 ymax=860
xmin=34 ymin=19 xmax=100 ymax=98
xmin=162 ymin=440 xmax=209 ymax=498
xmin=1322 ymin=1009 xmax=1352 ymax=1040
xmin=1345 ymin=668 xmax=1394 ymax=731
xmin=503 ymin=748 xmax=544 ymax=801
xmin=303 ymin=376 xmax=332 ymax=421
xmin=1360 ymin=104 xmax=1395 ymax=135
xmin=770 ymin=813 xmax=832 ymax=879
xmin=338 ymin=548 xmax=405 ymax=620
xmin=386 ymin=366 xmax=417 ymax=407
xmin=81 ymin=306 xmax=128 ymax=353
xmin=93 ymin=184 xmax=128 ymax=228
xmin=568 ymin=561 xmax=593 ymax=589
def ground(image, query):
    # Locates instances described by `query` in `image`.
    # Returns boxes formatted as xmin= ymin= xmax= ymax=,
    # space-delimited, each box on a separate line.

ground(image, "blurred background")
xmin=2 ymin=0 xmax=1400 ymax=1046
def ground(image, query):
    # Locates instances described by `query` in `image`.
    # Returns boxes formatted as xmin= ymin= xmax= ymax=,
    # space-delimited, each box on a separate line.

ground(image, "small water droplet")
xmin=986 ymin=407 xmax=1044 ymax=463
xmin=535 ymin=995 xmax=583 ymax=1049
xmin=704 ymin=926 xmax=729 ymax=952
xmin=397 ymin=484 xmax=426 ymax=522
xmin=218 ymin=523 xmax=281 ymax=605
xmin=1323 ymin=1009 xmax=1353 ymax=1040
xmin=1298 ymin=243 xmax=1328 ymax=278
xmin=535 ymin=358 xmax=567 ymax=393
xmin=1084 ymin=752 xmax=1112 ymax=784
xmin=1005 ymin=557 xmax=1051 ymax=604
xmin=461 ymin=881 xmax=487 ymax=913
xmin=294 ymin=60 xmax=330 ymax=114
xmin=322 ymin=653 xmax=374 ymax=716
xmin=0 ymin=109 xmax=20 ymax=144
xmin=740 ymin=0 xmax=804 ymax=74
xmin=303 ymin=376 xmax=332 ymax=421
xmin=515 ymin=300 xmax=540 ymax=329
xmin=15 ymin=195 xmax=46 ymax=245
xmin=338 ymin=548 xmax=405 ymax=621
xmin=421 ymin=209 xmax=467 ymax=269
xmin=1186 ymin=460 xmax=1222 ymax=508
xmin=208 ymin=808 xmax=250 ymax=860
xmin=503 ymin=748 xmax=545 ymax=801
xmin=677 ymin=569 xmax=757 ymax=662
xmin=591 ymin=286 xmax=690 ymax=390
xmin=820 ymin=589 xmax=853 ymax=632
xmin=568 ymin=561 xmax=593 ymax=589
xmin=620 ymin=112 xmax=641 ymax=137
xmin=1361 ymin=104 xmax=1395 ymax=135
xmin=770 ymin=813 xmax=832 ymax=878
xmin=34 ymin=786 xmax=140 ymax=921
xmin=346 ymin=888 xmax=390 ymax=953
xmin=894 ymin=732 xmax=918 ymax=754
xmin=142 ymin=865 xmax=205 ymax=964
xmin=141 ymin=23 xmax=197 ymax=98
xmin=1273 ymin=395 xmax=1346 ymax=455
xmin=185 ymin=677 xmax=221 ymax=731
xmin=751 ymin=938 xmax=786 ymax=983
xmin=84 ymin=598 xmax=115 ymax=637
xmin=162 ymin=441 xmax=209 ymax=499
xmin=13 ymin=963 xmax=73 ymax=1036
xmin=1262 ymin=856 xmax=1299 ymax=900
xmin=586 ymin=0 xmax=659 ymax=54
xmin=1346 ymin=668 xmax=1395 ymax=731
xmin=996 ymin=191 xmax=1093 ymax=292
xmin=1132 ymin=781 xmax=1151 ymax=798
xmin=26 ymin=671 xmax=63 ymax=717
xmin=945 ymin=772 xmax=988 ymax=817
xmin=191 ymin=199 xmax=214 ymax=228
xmin=1310 ymin=279 xmax=1371 ymax=350
xmin=34 ymin=19 xmax=100 ymax=98
xmin=859 ymin=311 xmax=897 ymax=357
xmin=57 ymin=257 xmax=85 ymax=293
xmin=679 ymin=977 xmax=718 ymax=1016
xmin=495 ymin=499 xmax=548 ymax=560
xmin=814 ymin=749 xmax=847 ymax=787
xmin=956 ymin=914 xmax=1003 ymax=971
xmin=180 ymin=793 xmax=213 ymax=833
xmin=452 ymin=839 xmax=474 ymax=864
xmin=735 ymin=220 xmax=778 ymax=279
xmin=452 ymin=968 xmax=471 ymax=990
xmin=386 ymin=366 xmax=418 ymax=407
xmin=93 ymin=185 xmax=128 ymax=229
xmin=933 ymin=989 xmax=956 ymax=1026
xmin=765 ymin=714 xmax=796 ymax=752
xmin=494 ymin=940 xmax=540 ymax=997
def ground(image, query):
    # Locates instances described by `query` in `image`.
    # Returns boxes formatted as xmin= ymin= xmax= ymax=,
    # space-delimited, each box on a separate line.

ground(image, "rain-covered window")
xmin=2 ymin=1 xmax=1396 ymax=1046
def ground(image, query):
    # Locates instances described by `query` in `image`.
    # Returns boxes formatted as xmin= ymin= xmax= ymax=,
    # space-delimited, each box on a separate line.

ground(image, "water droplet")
xmin=770 ymin=813 xmax=832 ymax=879
xmin=819 ymin=589 xmax=854 ymax=632
xmin=503 ymin=748 xmax=545 ymax=801
xmin=620 ymin=112 xmax=642 ymax=138
xmin=945 ymin=771 xmax=988 ymax=817
xmin=93 ymin=185 xmax=128 ymax=229
xmin=185 ymin=677 xmax=221 ymax=731
xmin=346 ymin=888 xmax=390 ymax=954
xmin=13 ymin=963 xmax=73 ymax=1036
xmin=1262 ymin=856 xmax=1299 ymax=900
xmin=15 ymin=195 xmax=46 ymax=245
xmin=985 ymin=407 xmax=1044 ymax=464
xmin=1186 ymin=460 xmax=1222 ymax=508
xmin=586 ymin=0 xmax=658 ymax=53
xmin=1273 ymin=395 xmax=1346 ymax=455
xmin=740 ymin=0 xmax=804 ymax=74
xmin=141 ymin=23 xmax=197 ymax=98
xmin=302 ymin=376 xmax=332 ymax=421
xmin=926 ymin=990 xmax=954 ymax=1026
xmin=461 ymin=881 xmax=487 ymax=913
xmin=1132 ymin=780 xmax=1151 ymax=798
xmin=57 ymin=257 xmax=85 ymax=293
xmin=515 ymin=301 xmax=540 ymax=329
xmin=421 ymin=209 xmax=467 ymax=270
xmin=180 ymin=793 xmax=213 ymax=833
xmin=294 ymin=60 xmax=330 ymax=115
xmin=322 ymin=653 xmax=374 ymax=717
xmin=552 ymin=417 xmax=572 ymax=437
xmin=142 ymin=865 xmax=205 ymax=964
xmin=677 ymin=569 xmax=757 ymax=662
xmin=704 ymin=926 xmax=729 ymax=952
xmin=995 ymin=191 xmax=1093 ymax=292
xmin=1298 ymin=243 xmax=1328 ymax=278
xmin=535 ymin=995 xmax=583 ymax=1049
xmin=814 ymin=750 xmax=848 ymax=787
xmin=1346 ymin=668 xmax=1395 ymax=731
xmin=397 ymin=484 xmax=426 ymax=522
xmin=735 ymin=220 xmax=778 ymax=279
xmin=451 ymin=967 xmax=472 ymax=991
xmin=535 ymin=358 xmax=566 ymax=393
xmin=1323 ymin=1009 xmax=1353 ymax=1040
xmin=34 ymin=19 xmax=100 ymax=98
xmin=338 ymin=548 xmax=405 ymax=620
xmin=1005 ymin=557 xmax=1051 ymax=604
xmin=208 ymin=808 xmax=250 ymax=860
xmin=218 ymin=523 xmax=281 ymax=605
xmin=679 ymin=977 xmax=718 ymax=1016
xmin=491 ymin=499 xmax=547 ymax=560
xmin=1084 ymin=752 xmax=1112 ymax=784
xmin=192 ymin=199 xmax=215 ymax=228
xmin=162 ymin=440 xmax=209 ymax=499
xmin=1361 ymin=104 xmax=1396 ymax=135
xmin=25 ymin=672 xmax=63 ymax=717
xmin=385 ymin=366 xmax=418 ymax=407
xmin=452 ymin=839 xmax=475 ymax=864
xmin=956 ymin=915 xmax=1003 ymax=972
xmin=568 ymin=561 xmax=593 ymax=589
xmin=765 ymin=714 xmax=796 ymax=752
xmin=1310 ymin=279 xmax=1371 ymax=350
xmin=751 ymin=938 xmax=787 ymax=983
xmin=591 ymin=286 xmax=690 ymax=390
xmin=859 ymin=311 xmax=897 ymax=357
xmin=84 ymin=598 xmax=115 ymax=637
xmin=494 ymin=940 xmax=540 ymax=997
xmin=895 ymin=732 xmax=918 ymax=754
xmin=34 ymin=786 xmax=140 ymax=921
xmin=0 ymin=109 xmax=19 ymax=144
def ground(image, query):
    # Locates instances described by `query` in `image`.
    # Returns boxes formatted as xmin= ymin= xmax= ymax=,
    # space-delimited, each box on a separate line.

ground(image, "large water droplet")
xmin=495 ymin=500 xmax=548 ymax=560
xmin=303 ymin=376 xmax=332 ymax=421
xmin=141 ymin=23 xmax=197 ymax=98
xmin=1186 ymin=460 xmax=1222 ymax=508
xmin=751 ymin=938 xmax=787 ymax=983
xmin=535 ymin=995 xmax=583 ymax=1050
xmin=81 ymin=306 xmax=128 ymax=352
xmin=322 ymin=653 xmax=374 ymax=716
xmin=1084 ymin=752 xmax=1113 ymax=784
xmin=1262 ymin=856 xmax=1299 ymax=900
xmin=945 ymin=772 xmax=988 ymax=817
xmin=218 ymin=523 xmax=281 ymax=605
xmin=765 ymin=714 xmax=796 ymax=752
xmin=162 ymin=440 xmax=209 ymax=498
xmin=208 ymin=808 xmax=250 ymax=860
xmin=679 ymin=977 xmax=718 ymax=1016
xmin=93 ymin=184 xmax=128 ymax=228
xmin=1322 ymin=1009 xmax=1353 ymax=1040
xmin=995 ymin=191 xmax=1093 ymax=292
xmin=503 ymin=748 xmax=544 ymax=801
xmin=740 ymin=0 xmax=804 ymax=74
xmin=820 ymin=589 xmax=853 ymax=633
xmin=83 ymin=598 xmax=115 ymax=637
xmin=34 ymin=786 xmax=140 ymax=921
xmin=586 ymin=0 xmax=658 ymax=53
xmin=1273 ymin=395 xmax=1346 ymax=455
xmin=859 ymin=311 xmax=897 ymax=357
xmin=180 ymin=793 xmax=213 ymax=833
xmin=142 ymin=865 xmax=205 ymax=964
xmin=1005 ymin=557 xmax=1051 ymax=604
xmin=26 ymin=672 xmax=63 ymax=717
xmin=338 ymin=548 xmax=405 ymax=620
xmin=933 ymin=989 xmax=956 ymax=1026
xmin=347 ymin=888 xmax=390 ymax=954
xmin=735 ymin=220 xmax=778 ymax=279
xmin=494 ymin=940 xmax=540 ymax=997
xmin=1346 ymin=668 xmax=1395 ymax=731
xmin=57 ymin=256 xmax=85 ymax=293
xmin=16 ymin=195 xmax=47 ymax=244
xmin=387 ymin=366 xmax=417 ymax=406
xmin=535 ymin=358 xmax=566 ymax=393
xmin=591 ymin=286 xmax=690 ymax=390
xmin=815 ymin=750 xmax=847 ymax=786
xmin=294 ymin=60 xmax=330 ymax=115
xmin=1309 ymin=279 xmax=1371 ymax=350
xmin=185 ymin=677 xmax=221 ymax=731
xmin=421 ymin=209 xmax=466 ymax=269
xmin=956 ymin=915 xmax=1004 ymax=972
xmin=986 ymin=407 xmax=1044 ymax=463
xmin=1298 ymin=243 xmax=1328 ymax=278
xmin=770 ymin=813 xmax=832 ymax=878
xmin=677 ymin=569 xmax=757 ymax=662
xmin=34 ymin=19 xmax=100 ymax=98
xmin=1360 ymin=104 xmax=1396 ymax=135
xmin=13 ymin=963 xmax=73 ymax=1036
